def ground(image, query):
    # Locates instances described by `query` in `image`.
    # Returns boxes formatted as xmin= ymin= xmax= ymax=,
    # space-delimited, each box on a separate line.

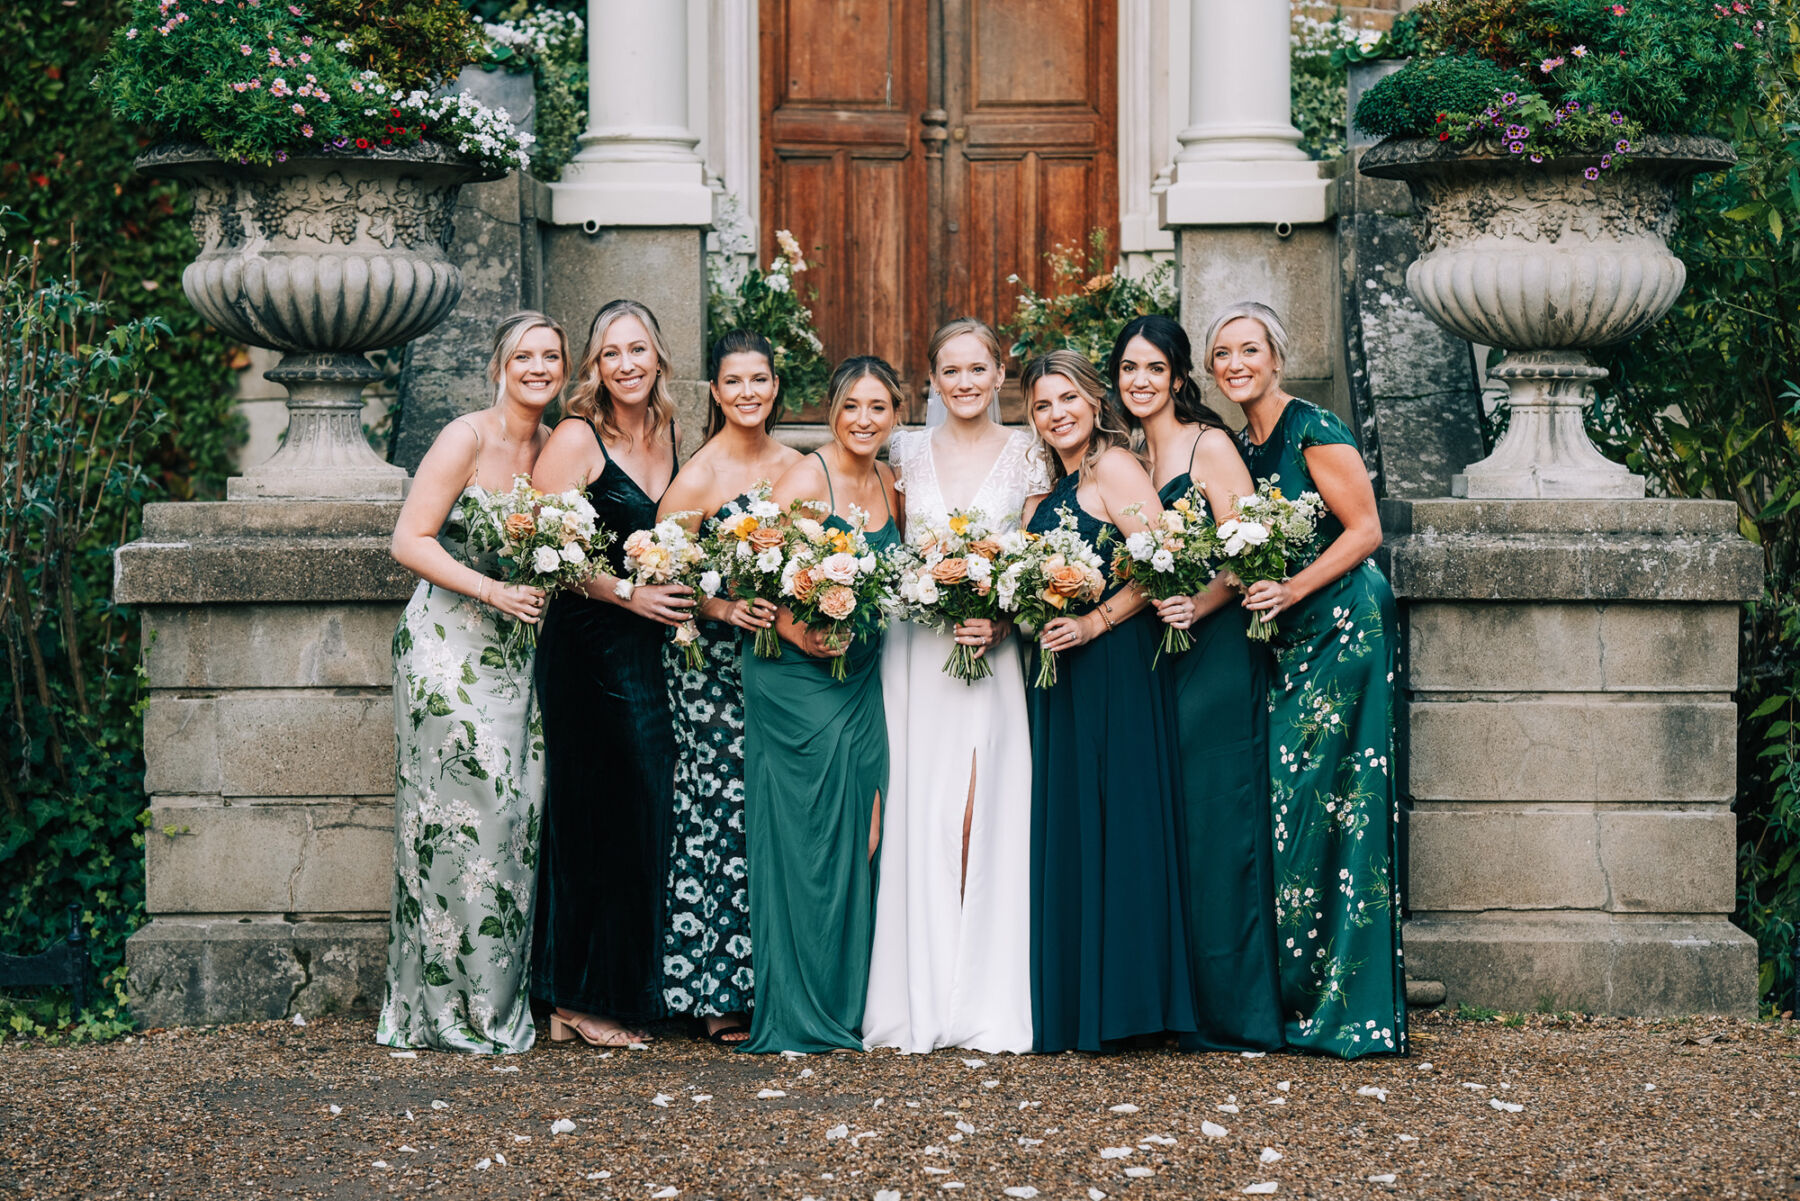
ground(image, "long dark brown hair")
xmin=703 ymin=328 xmax=782 ymax=441
xmin=1108 ymin=314 xmax=1230 ymax=436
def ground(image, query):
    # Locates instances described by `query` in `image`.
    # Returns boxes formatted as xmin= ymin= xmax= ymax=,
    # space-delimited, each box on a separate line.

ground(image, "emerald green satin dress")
xmin=1238 ymin=398 xmax=1406 ymax=1059
xmin=740 ymin=464 xmax=898 ymax=1054
xmin=1157 ymin=444 xmax=1284 ymax=1053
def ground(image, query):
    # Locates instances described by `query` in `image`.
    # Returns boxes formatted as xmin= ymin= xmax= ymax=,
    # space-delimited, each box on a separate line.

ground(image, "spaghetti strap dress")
xmin=739 ymin=455 xmax=898 ymax=1054
xmin=1026 ymin=474 xmax=1198 ymax=1053
xmin=1157 ymin=435 xmax=1284 ymax=1052
xmin=1237 ymin=398 xmax=1405 ymax=1058
xmin=531 ymin=425 xmax=679 ymax=1027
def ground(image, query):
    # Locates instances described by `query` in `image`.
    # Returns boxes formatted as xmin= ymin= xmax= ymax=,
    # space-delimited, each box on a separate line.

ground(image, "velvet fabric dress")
xmin=1238 ymin=398 xmax=1406 ymax=1058
xmin=740 ymin=468 xmax=898 ymax=1054
xmin=531 ymin=424 xmax=678 ymax=1027
xmin=1157 ymin=448 xmax=1284 ymax=1052
xmin=1026 ymin=473 xmax=1198 ymax=1053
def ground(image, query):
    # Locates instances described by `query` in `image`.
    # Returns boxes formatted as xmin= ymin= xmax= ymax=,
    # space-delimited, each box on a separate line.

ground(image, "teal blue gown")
xmin=1157 ymin=441 xmax=1284 ymax=1053
xmin=740 ymin=461 xmax=898 ymax=1054
xmin=1237 ymin=398 xmax=1406 ymax=1058
xmin=1026 ymin=474 xmax=1198 ymax=1053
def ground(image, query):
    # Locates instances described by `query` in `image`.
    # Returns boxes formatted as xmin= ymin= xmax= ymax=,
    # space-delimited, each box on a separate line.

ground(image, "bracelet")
xmin=478 ymin=578 xmax=490 ymax=606
xmin=1097 ymin=604 xmax=1116 ymax=634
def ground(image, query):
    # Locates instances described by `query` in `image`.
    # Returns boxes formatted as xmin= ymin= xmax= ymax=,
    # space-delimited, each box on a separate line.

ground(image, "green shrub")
xmin=1001 ymin=229 xmax=1177 ymax=369
xmin=1354 ymin=54 xmax=1533 ymax=140
xmin=312 ymin=0 xmax=487 ymax=95
xmin=706 ymin=230 xmax=830 ymax=413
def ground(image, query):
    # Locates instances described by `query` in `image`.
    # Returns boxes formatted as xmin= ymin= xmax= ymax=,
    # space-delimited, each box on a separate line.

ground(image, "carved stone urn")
xmin=140 ymin=143 xmax=497 ymax=499
xmin=1360 ymin=135 xmax=1734 ymax=498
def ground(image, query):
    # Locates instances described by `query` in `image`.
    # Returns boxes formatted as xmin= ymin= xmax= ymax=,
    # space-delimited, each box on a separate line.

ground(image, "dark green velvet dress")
xmin=531 ymin=425 xmax=677 ymax=1027
xmin=1157 ymin=446 xmax=1285 ymax=1053
xmin=1026 ymin=474 xmax=1198 ymax=1053
xmin=1237 ymin=398 xmax=1406 ymax=1058
xmin=739 ymin=469 xmax=898 ymax=1054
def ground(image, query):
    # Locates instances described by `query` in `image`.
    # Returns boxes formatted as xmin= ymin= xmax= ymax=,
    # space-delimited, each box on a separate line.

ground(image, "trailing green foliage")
xmin=1292 ymin=9 xmax=1382 ymax=160
xmin=1590 ymin=9 xmax=1800 ymax=1008
xmin=706 ymin=230 xmax=830 ymax=413
xmin=0 ymin=1 xmax=241 ymax=1038
xmin=1001 ymin=229 xmax=1177 ymax=369
xmin=477 ymin=2 xmax=588 ymax=181
xmin=1354 ymin=0 xmax=1769 ymax=158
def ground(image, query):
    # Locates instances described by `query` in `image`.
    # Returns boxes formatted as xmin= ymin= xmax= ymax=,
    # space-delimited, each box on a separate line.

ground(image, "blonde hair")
xmin=1018 ymin=350 xmax=1134 ymax=485
xmin=487 ymin=311 xmax=568 ymax=406
xmin=825 ymin=355 xmax=905 ymax=432
xmin=566 ymin=299 xmax=676 ymax=449
xmin=927 ymin=317 xmax=1006 ymax=374
xmin=1202 ymin=301 xmax=1292 ymax=384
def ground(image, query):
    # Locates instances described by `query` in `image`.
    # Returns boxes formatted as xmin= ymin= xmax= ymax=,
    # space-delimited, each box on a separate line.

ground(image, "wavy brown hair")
xmin=1019 ymin=349 xmax=1134 ymax=486
xmin=566 ymin=298 xmax=676 ymax=450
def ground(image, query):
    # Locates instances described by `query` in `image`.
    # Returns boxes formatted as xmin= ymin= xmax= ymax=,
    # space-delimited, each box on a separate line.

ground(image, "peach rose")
xmin=623 ymin=529 xmax=653 ymax=559
xmin=818 ymin=584 xmax=856 ymax=620
xmin=968 ymin=538 xmax=1001 ymax=561
xmin=503 ymin=513 xmax=535 ymax=540
xmin=1047 ymin=563 xmax=1090 ymax=598
xmin=748 ymin=526 xmax=785 ymax=553
xmin=930 ymin=557 xmax=969 ymax=585
xmin=791 ymin=567 xmax=819 ymax=603
xmin=1040 ymin=587 xmax=1068 ymax=610
xmin=818 ymin=552 xmax=859 ymax=585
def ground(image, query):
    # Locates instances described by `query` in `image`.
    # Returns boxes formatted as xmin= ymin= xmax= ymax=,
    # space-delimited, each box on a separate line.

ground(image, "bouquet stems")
xmin=1153 ymin=623 xmax=1193 ymax=668
xmin=1033 ymin=645 xmax=1060 ymax=690
xmin=753 ymin=626 xmax=783 ymax=659
xmin=1247 ymin=609 xmax=1278 ymax=642
xmin=942 ymin=642 xmax=994 ymax=685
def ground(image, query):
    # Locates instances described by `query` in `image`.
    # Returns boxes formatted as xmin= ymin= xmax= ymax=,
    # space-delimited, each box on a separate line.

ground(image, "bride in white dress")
xmin=864 ymin=318 xmax=1049 ymax=1054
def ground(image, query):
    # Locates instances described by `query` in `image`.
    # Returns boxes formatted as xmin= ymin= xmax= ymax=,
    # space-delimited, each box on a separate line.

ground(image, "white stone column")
xmin=1160 ymin=0 xmax=1330 ymax=226
xmin=550 ymin=0 xmax=713 ymax=228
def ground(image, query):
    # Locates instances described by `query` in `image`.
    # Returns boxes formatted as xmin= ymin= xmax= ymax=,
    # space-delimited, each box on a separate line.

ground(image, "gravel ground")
xmin=1 ymin=1009 xmax=1796 ymax=1200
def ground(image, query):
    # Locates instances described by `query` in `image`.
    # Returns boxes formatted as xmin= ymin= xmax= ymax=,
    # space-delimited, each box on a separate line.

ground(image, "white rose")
xmin=859 ymin=553 xmax=877 ymax=574
xmin=532 ymin=546 xmax=562 ymax=574
xmin=560 ymin=542 xmax=586 ymax=564
xmin=1151 ymin=549 xmax=1175 ymax=573
xmin=1216 ymin=519 xmax=1241 ymax=540
xmin=916 ymin=576 xmax=940 ymax=606
xmin=966 ymin=555 xmax=992 ymax=583
xmin=538 ymin=505 xmax=564 ymax=523
xmin=1224 ymin=535 xmax=1246 ymax=557
xmin=1239 ymin=522 xmax=1271 ymax=546
xmin=757 ymin=548 xmax=785 ymax=574
xmin=749 ymin=500 xmax=780 ymax=520
xmin=1126 ymin=530 xmax=1156 ymax=560
xmin=698 ymin=570 xmax=722 ymax=596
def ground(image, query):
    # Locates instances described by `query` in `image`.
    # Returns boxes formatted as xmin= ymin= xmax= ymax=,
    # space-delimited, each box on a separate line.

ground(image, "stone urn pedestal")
xmin=117 ymin=146 xmax=492 ymax=1025
xmin=1361 ymin=135 xmax=1734 ymax=499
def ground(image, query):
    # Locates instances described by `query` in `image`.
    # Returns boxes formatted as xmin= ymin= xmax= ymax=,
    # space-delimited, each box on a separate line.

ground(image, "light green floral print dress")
xmin=377 ymin=487 xmax=546 ymax=1054
xmin=1238 ymin=399 xmax=1406 ymax=1060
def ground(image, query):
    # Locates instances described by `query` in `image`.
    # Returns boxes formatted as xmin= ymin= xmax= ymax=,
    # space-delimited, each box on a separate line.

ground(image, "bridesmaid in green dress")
xmin=1020 ymin=350 xmax=1198 ymax=1053
xmin=654 ymin=330 xmax=801 ymax=1045
xmin=1111 ymin=315 xmax=1284 ymax=1053
xmin=739 ymin=356 xmax=903 ymax=1054
xmin=1207 ymin=301 xmax=1405 ymax=1059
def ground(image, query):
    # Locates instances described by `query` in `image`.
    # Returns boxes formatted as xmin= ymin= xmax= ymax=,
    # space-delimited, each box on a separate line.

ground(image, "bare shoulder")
xmin=1192 ymin=425 xmax=1251 ymax=475
xmin=1093 ymin=445 xmax=1153 ymax=488
xmin=771 ymin=451 xmax=827 ymax=503
xmin=414 ymin=416 xmax=481 ymax=483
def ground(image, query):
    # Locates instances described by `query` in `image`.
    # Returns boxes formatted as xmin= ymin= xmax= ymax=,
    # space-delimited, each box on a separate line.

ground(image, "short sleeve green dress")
xmin=1157 ymin=437 xmax=1284 ymax=1053
xmin=1237 ymin=398 xmax=1406 ymax=1059
xmin=739 ymin=462 xmax=898 ymax=1054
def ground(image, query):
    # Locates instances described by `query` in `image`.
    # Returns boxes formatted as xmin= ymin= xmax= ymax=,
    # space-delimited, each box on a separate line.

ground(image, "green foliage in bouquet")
xmin=1353 ymin=0 xmax=1770 ymax=160
xmin=706 ymin=230 xmax=830 ymax=414
xmin=1002 ymin=229 xmax=1176 ymax=369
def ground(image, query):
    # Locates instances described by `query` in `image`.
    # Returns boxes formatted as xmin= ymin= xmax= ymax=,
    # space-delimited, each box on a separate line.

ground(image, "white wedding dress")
xmin=865 ymin=426 xmax=1049 ymax=1054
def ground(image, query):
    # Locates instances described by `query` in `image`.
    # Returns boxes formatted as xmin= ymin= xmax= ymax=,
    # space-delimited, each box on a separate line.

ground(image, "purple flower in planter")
xmin=1616 ymin=138 xmax=1631 ymax=152
xmin=1584 ymin=166 xmax=1601 ymax=181
xmin=1502 ymin=92 xmax=1518 ymax=105
xmin=1529 ymin=153 xmax=1545 ymax=163
xmin=1600 ymin=154 xmax=1613 ymax=169
xmin=1610 ymin=111 xmax=1624 ymax=124
xmin=1509 ymin=141 xmax=1525 ymax=154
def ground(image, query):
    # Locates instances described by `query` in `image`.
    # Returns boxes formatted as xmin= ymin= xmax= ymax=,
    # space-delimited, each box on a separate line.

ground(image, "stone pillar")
xmin=1161 ymin=0 xmax=1338 ymax=425
xmin=1386 ymin=499 xmax=1761 ymax=1017
xmin=117 ymin=502 xmax=412 ymax=1025
xmin=545 ymin=0 xmax=712 ymax=453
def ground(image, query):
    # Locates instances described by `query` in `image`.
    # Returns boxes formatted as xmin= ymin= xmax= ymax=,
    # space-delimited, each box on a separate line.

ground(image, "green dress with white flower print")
xmin=378 ymin=488 xmax=545 ymax=1054
xmin=1237 ymin=399 xmax=1406 ymax=1060
xmin=660 ymin=497 xmax=755 ymax=1019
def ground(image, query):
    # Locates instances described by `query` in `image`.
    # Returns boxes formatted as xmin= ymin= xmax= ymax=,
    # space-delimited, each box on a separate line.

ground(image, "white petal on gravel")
xmin=1397 ymin=1134 xmax=1417 ymax=1143
xmin=1004 ymin=1189 xmax=1040 ymax=1198
xmin=371 ymin=1161 xmax=389 ymax=1169
xmin=513 ymin=1135 xmax=531 ymax=1144
xmin=1499 ymin=1083 xmax=1512 ymax=1090
xmin=852 ymin=1132 xmax=879 ymax=1144
xmin=800 ymin=1068 xmax=816 ymax=1078
xmin=1243 ymin=1184 xmax=1278 ymax=1195
xmin=781 ymin=1050 xmax=806 ymax=1059
xmin=1017 ymin=1137 xmax=1044 ymax=1147
xmin=328 ymin=1105 xmax=342 ymax=1115
xmin=1644 ymin=1083 xmax=1656 ymax=1091
xmin=1368 ymin=1175 xmax=1397 ymax=1185
xmin=1020 ymin=1100 xmax=1042 ymax=1109
xmin=494 ymin=1154 xmax=507 ymax=1166
xmin=1088 ymin=1190 xmax=1107 ymax=1201
xmin=596 ymin=1052 xmax=612 ymax=1059
xmin=1276 ymin=1081 xmax=1291 ymax=1092
xmin=1489 ymin=1099 xmax=1524 ymax=1113
xmin=941 ymin=1185 xmax=964 ymax=1191
xmin=948 ymin=1133 xmax=964 ymax=1143
xmin=924 ymin=1166 xmax=952 ymax=1175
xmin=431 ymin=1100 xmax=449 ymax=1110
xmin=1109 ymin=1103 xmax=1140 ymax=1114
xmin=956 ymin=1121 xmax=976 ymax=1135
xmin=389 ymin=1051 xmax=416 ymax=1059
xmin=291 ymin=1013 xmax=306 ymax=1026
xmin=651 ymin=1093 xmax=672 ymax=1108
xmin=1123 ymin=1167 xmax=1153 ymax=1179
xmin=1416 ymin=1062 xmax=1433 ymax=1071
xmin=1241 ymin=1051 xmax=1266 ymax=1058
xmin=403 ymin=1111 xmax=415 ymax=1122
xmin=626 ymin=1042 xmax=650 ymax=1051
xmin=550 ymin=1119 xmax=577 ymax=1135
xmin=1218 ymin=1104 xmax=1240 ymax=1114
xmin=1266 ymin=1097 xmax=1287 ymax=1106
xmin=982 ymin=1080 xmax=1001 ymax=1089
xmin=925 ymin=1146 xmax=945 ymax=1155
xmin=873 ymin=1099 xmax=885 ymax=1108
xmin=1100 ymin=1147 xmax=1133 ymax=1159
xmin=651 ymin=1188 xmax=678 ymax=1199
xmin=875 ymin=1193 xmax=902 ymax=1201
xmin=1201 ymin=1121 xmax=1229 ymax=1139
xmin=962 ymin=1058 xmax=987 ymax=1068
xmin=1460 ymin=1082 xmax=1486 ymax=1091
xmin=474 ymin=1158 xmax=492 ymax=1171
xmin=587 ymin=1171 xmax=612 ymax=1180
xmin=758 ymin=1089 xmax=788 ymax=1099
xmin=1142 ymin=1135 xmax=1176 ymax=1147
xmin=1260 ymin=1148 xmax=1283 ymax=1164
xmin=491 ymin=1064 xmax=520 ymax=1073
xmin=1356 ymin=1086 xmax=1388 ymax=1102
xmin=825 ymin=1124 xmax=850 ymax=1141
xmin=398 ymin=1146 xmax=418 ymax=1154
xmin=691 ymin=1095 xmax=712 ymax=1103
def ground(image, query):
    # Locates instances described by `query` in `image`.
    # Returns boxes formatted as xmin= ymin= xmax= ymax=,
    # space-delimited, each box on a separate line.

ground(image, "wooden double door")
xmin=761 ymin=0 xmax=1118 ymax=418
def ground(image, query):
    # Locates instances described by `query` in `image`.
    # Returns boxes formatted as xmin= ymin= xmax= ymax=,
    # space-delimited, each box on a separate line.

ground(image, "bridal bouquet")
xmin=456 ymin=475 xmax=611 ymax=646
xmin=622 ymin=516 xmax=721 ymax=669
xmin=701 ymin=482 xmax=788 ymax=659
xmin=780 ymin=503 xmax=894 ymax=682
xmin=890 ymin=508 xmax=1007 ymax=684
xmin=1212 ymin=483 xmax=1323 ymax=643
xmin=1111 ymin=486 xmax=1221 ymax=666
xmin=995 ymin=506 xmax=1108 ymax=689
